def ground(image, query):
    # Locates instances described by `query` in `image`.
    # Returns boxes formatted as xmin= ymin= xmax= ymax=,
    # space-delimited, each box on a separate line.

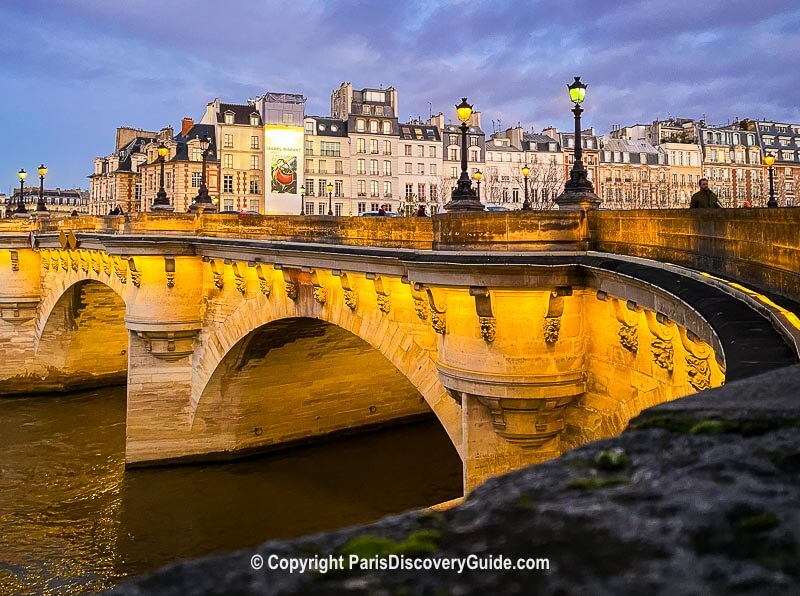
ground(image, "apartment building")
xmin=746 ymin=119 xmax=800 ymax=206
xmin=304 ymin=116 xmax=350 ymax=215
xmin=398 ymin=122 xmax=442 ymax=214
xmin=88 ymin=126 xmax=155 ymax=214
xmin=598 ymin=139 xmax=670 ymax=208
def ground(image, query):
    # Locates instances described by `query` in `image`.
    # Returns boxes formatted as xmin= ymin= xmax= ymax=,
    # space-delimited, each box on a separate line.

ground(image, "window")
xmin=362 ymin=105 xmax=371 ymax=115
xmin=318 ymin=179 xmax=327 ymax=196
xmin=449 ymin=134 xmax=458 ymax=145
xmin=224 ymin=112 xmax=234 ymax=125
xmin=249 ymin=199 xmax=259 ymax=212
xmin=416 ymin=145 xmax=424 ymax=157
xmin=383 ymin=181 xmax=392 ymax=197
xmin=383 ymin=160 xmax=391 ymax=176
xmin=451 ymin=167 xmax=458 ymax=177
xmin=318 ymin=203 xmax=326 ymax=215
xmin=318 ymin=160 xmax=327 ymax=174
xmin=251 ymin=155 xmax=259 ymax=169
xmin=250 ymin=115 xmax=259 ymax=126
xmin=335 ymin=160 xmax=343 ymax=174
xmin=320 ymin=141 xmax=340 ymax=156
xmin=431 ymin=185 xmax=437 ymax=201
xmin=469 ymin=136 xmax=478 ymax=146
xmin=251 ymin=136 xmax=259 ymax=149
xmin=335 ymin=203 xmax=343 ymax=216
xmin=305 ymin=121 xmax=313 ymax=134
xmin=382 ymin=121 xmax=391 ymax=134
xmin=405 ymin=183 xmax=413 ymax=198
xmin=165 ymin=171 xmax=172 ymax=189
xmin=370 ymin=139 xmax=379 ymax=154
xmin=357 ymin=139 xmax=366 ymax=153
xmin=672 ymin=174 xmax=677 ymax=185
xmin=357 ymin=159 xmax=366 ymax=174
xmin=405 ymin=163 xmax=412 ymax=174
xmin=335 ymin=180 xmax=343 ymax=197
xmin=449 ymin=149 xmax=458 ymax=160
xmin=418 ymin=183 xmax=426 ymax=200
xmin=384 ymin=141 xmax=392 ymax=155
xmin=405 ymin=145 xmax=412 ymax=156
xmin=305 ymin=179 xmax=314 ymax=195
xmin=223 ymin=175 xmax=233 ymax=193
xmin=305 ymin=202 xmax=313 ymax=214
xmin=370 ymin=160 xmax=379 ymax=176
xmin=370 ymin=120 xmax=378 ymax=134
xmin=250 ymin=176 xmax=260 ymax=194
xmin=418 ymin=163 xmax=425 ymax=175
xmin=430 ymin=164 xmax=437 ymax=175
xmin=358 ymin=180 xmax=366 ymax=196
xmin=356 ymin=119 xmax=365 ymax=132
xmin=192 ymin=172 xmax=202 ymax=188
xmin=370 ymin=180 xmax=379 ymax=197
xmin=135 ymin=183 xmax=142 ymax=201
xmin=371 ymin=203 xmax=380 ymax=211
xmin=512 ymin=188 xmax=520 ymax=202
xmin=224 ymin=134 xmax=233 ymax=148
xmin=224 ymin=154 xmax=233 ymax=168
xmin=375 ymin=106 xmax=384 ymax=116
xmin=282 ymin=113 xmax=294 ymax=124
xmin=429 ymin=146 xmax=436 ymax=158
xmin=358 ymin=202 xmax=366 ymax=214
xmin=470 ymin=149 xmax=479 ymax=161
xmin=223 ymin=198 xmax=234 ymax=211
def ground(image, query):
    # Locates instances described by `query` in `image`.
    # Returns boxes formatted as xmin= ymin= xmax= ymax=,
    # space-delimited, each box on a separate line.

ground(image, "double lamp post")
xmin=12 ymin=165 xmax=49 ymax=218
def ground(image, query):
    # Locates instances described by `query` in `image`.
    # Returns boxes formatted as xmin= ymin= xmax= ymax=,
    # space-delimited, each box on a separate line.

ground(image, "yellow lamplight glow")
xmin=157 ymin=144 xmax=168 ymax=158
xmin=567 ymin=76 xmax=587 ymax=104
xmin=18 ymin=169 xmax=27 ymax=181
xmin=473 ymin=170 xmax=483 ymax=182
xmin=326 ymin=183 xmax=333 ymax=193
xmin=456 ymin=98 xmax=473 ymax=124
xmin=521 ymin=165 xmax=530 ymax=178
xmin=300 ymin=185 xmax=306 ymax=195
xmin=763 ymin=153 xmax=775 ymax=167
xmin=38 ymin=164 xmax=47 ymax=177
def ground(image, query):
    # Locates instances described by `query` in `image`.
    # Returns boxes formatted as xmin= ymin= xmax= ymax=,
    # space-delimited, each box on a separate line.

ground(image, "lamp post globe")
xmin=327 ymin=182 xmax=334 ymax=216
xmin=521 ymin=165 xmax=531 ymax=210
xmin=764 ymin=153 xmax=777 ymax=207
xmin=300 ymin=185 xmax=306 ymax=215
xmin=152 ymin=142 xmax=174 ymax=211
xmin=14 ymin=168 xmax=28 ymax=217
xmin=445 ymin=97 xmax=484 ymax=212
xmin=36 ymin=164 xmax=49 ymax=214
xmin=555 ymin=76 xmax=601 ymax=211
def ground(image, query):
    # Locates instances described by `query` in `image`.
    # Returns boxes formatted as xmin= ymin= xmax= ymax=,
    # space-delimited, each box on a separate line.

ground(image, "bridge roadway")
xmin=0 ymin=209 xmax=798 ymax=492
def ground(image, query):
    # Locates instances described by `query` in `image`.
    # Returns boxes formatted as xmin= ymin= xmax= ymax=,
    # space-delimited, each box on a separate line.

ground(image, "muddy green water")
xmin=0 ymin=386 xmax=462 ymax=594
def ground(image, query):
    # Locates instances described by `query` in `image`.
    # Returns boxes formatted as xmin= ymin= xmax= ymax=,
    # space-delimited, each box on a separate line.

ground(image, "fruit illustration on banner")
xmin=272 ymin=157 xmax=297 ymax=194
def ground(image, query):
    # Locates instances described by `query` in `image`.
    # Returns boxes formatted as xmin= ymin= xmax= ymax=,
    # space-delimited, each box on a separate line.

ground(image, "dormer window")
xmin=250 ymin=114 xmax=259 ymax=126
xmin=224 ymin=112 xmax=234 ymax=125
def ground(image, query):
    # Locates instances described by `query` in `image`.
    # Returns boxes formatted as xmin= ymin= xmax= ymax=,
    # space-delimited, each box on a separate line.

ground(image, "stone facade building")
xmin=398 ymin=122 xmax=442 ymax=215
xmin=746 ymin=119 xmax=800 ymax=206
xmin=303 ymin=116 xmax=350 ymax=215
xmin=428 ymin=111 xmax=485 ymax=204
xmin=89 ymin=127 xmax=156 ymax=214
xmin=598 ymin=139 xmax=670 ymax=208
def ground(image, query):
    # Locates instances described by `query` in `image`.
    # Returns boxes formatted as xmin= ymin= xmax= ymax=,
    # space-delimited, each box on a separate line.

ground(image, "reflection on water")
xmin=0 ymin=386 xmax=462 ymax=594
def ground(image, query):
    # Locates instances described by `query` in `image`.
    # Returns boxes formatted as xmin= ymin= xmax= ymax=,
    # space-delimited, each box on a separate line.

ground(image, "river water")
xmin=0 ymin=386 xmax=462 ymax=594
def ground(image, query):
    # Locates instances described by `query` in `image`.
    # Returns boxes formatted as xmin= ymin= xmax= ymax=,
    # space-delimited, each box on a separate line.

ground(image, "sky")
xmin=2 ymin=0 xmax=799 ymax=190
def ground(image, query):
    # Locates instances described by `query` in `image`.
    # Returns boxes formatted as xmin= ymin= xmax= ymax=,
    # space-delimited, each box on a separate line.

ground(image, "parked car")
xmin=360 ymin=211 xmax=401 ymax=217
xmin=485 ymin=205 xmax=510 ymax=212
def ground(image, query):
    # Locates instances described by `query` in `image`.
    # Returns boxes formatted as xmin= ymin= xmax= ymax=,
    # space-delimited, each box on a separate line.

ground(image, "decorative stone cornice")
xmin=134 ymin=329 xmax=200 ymax=361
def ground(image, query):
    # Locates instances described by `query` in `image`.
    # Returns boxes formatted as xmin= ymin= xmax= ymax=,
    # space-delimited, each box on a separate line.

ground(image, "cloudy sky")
xmin=2 ymin=0 xmax=799 ymax=189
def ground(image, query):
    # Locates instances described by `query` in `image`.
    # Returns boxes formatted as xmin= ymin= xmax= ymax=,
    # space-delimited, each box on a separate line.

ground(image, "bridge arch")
xmin=191 ymin=288 xmax=463 ymax=456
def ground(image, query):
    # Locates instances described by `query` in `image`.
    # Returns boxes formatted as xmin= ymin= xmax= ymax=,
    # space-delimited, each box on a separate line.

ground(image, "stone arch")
xmin=191 ymin=287 xmax=463 ymax=456
xmin=35 ymin=253 xmax=128 ymax=347
xmin=34 ymin=271 xmax=128 ymax=392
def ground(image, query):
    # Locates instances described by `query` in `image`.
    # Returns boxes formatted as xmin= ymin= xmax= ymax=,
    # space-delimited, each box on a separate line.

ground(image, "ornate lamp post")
xmin=35 ymin=164 xmax=49 ymax=215
xmin=13 ymin=169 xmax=28 ymax=217
xmin=764 ymin=153 xmax=777 ymax=208
xmin=555 ymin=76 xmax=601 ymax=210
xmin=189 ymin=135 xmax=217 ymax=213
xmin=327 ymin=182 xmax=334 ymax=216
xmin=445 ymin=98 xmax=484 ymax=212
xmin=521 ymin=164 xmax=531 ymax=210
xmin=300 ymin=185 xmax=306 ymax=215
xmin=472 ymin=170 xmax=482 ymax=201
xmin=152 ymin=142 xmax=174 ymax=211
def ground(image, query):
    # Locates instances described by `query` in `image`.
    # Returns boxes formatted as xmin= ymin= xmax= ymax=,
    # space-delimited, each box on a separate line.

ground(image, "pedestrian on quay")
xmin=690 ymin=178 xmax=722 ymax=208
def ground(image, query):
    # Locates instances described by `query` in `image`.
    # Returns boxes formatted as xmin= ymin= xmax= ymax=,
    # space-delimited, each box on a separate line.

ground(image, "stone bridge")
xmin=0 ymin=210 xmax=798 ymax=492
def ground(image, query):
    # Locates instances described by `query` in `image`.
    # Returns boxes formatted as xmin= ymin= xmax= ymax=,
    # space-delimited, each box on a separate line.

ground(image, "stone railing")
xmin=3 ymin=208 xmax=798 ymax=302
xmin=590 ymin=208 xmax=800 ymax=304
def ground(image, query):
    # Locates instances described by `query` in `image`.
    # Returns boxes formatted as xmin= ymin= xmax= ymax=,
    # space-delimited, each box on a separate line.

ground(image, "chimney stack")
xmin=181 ymin=117 xmax=194 ymax=137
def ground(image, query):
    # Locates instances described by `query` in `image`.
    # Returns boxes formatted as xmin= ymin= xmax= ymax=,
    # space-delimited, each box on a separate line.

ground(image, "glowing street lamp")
xmin=36 ymin=164 xmax=49 ymax=214
xmin=14 ymin=169 xmax=27 ymax=217
xmin=473 ymin=170 xmax=482 ymax=200
xmin=300 ymin=185 xmax=306 ymax=215
xmin=327 ymin=182 xmax=334 ymax=216
xmin=152 ymin=142 xmax=173 ymax=211
xmin=521 ymin=164 xmax=531 ymax=210
xmin=764 ymin=153 xmax=777 ymax=208
xmin=445 ymin=98 xmax=484 ymax=212
xmin=189 ymin=134 xmax=217 ymax=213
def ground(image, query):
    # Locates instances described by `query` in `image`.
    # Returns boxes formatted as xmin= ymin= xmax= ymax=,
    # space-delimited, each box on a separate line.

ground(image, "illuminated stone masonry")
xmin=0 ymin=211 xmax=797 ymax=493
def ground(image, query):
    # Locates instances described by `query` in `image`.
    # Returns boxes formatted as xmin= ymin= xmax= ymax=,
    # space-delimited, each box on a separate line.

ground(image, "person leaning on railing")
xmin=690 ymin=178 xmax=722 ymax=208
